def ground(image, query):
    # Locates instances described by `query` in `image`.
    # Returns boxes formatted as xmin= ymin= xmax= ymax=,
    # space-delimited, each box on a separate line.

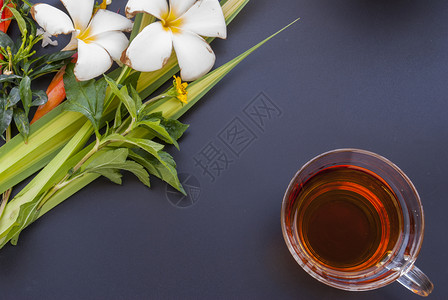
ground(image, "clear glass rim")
xmin=281 ymin=148 xmax=425 ymax=291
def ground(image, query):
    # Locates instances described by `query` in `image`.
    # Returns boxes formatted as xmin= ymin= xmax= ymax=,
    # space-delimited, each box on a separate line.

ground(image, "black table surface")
xmin=1 ymin=0 xmax=447 ymax=299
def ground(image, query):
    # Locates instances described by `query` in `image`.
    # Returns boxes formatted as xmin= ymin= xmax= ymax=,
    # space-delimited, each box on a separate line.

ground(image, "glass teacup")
xmin=281 ymin=149 xmax=433 ymax=296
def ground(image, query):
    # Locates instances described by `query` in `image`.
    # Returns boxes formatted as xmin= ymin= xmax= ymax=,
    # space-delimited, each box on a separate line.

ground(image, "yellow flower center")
xmin=173 ymin=76 xmax=188 ymax=104
xmin=76 ymin=26 xmax=94 ymax=43
xmin=160 ymin=10 xmax=183 ymax=34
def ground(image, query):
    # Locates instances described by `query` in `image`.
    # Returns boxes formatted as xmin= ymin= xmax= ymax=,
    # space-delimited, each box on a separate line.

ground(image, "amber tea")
xmin=281 ymin=149 xmax=433 ymax=296
xmin=289 ymin=165 xmax=403 ymax=271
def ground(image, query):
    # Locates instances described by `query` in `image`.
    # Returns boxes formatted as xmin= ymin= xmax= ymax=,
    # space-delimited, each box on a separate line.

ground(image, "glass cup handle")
xmin=397 ymin=264 xmax=434 ymax=297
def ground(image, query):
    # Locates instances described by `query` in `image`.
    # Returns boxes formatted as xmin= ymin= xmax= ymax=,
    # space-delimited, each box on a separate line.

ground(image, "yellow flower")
xmin=173 ymin=76 xmax=188 ymax=104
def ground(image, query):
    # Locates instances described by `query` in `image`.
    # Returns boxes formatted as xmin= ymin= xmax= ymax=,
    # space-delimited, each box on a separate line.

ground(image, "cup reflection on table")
xmin=281 ymin=149 xmax=433 ymax=296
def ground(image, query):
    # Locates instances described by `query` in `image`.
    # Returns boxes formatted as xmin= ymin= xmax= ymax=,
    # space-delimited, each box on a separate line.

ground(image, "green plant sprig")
xmin=37 ymin=64 xmax=188 ymax=207
xmin=0 ymin=2 xmax=75 ymax=142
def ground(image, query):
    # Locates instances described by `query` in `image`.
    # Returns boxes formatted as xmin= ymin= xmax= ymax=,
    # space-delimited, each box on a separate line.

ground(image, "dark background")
xmin=1 ymin=0 xmax=447 ymax=299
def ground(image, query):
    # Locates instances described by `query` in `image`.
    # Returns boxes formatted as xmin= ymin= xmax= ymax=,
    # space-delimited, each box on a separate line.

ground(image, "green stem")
xmin=36 ymin=85 xmax=169 ymax=207
xmin=103 ymin=65 xmax=132 ymax=112
xmin=67 ymin=139 xmax=99 ymax=178
xmin=36 ymin=138 xmax=100 ymax=210
xmin=0 ymin=194 xmax=8 ymax=220
xmin=115 ymin=94 xmax=168 ymax=135
xmin=6 ymin=47 xmax=13 ymax=74
xmin=115 ymin=66 xmax=132 ymax=86
xmin=55 ymin=173 xmax=86 ymax=190
xmin=36 ymin=185 xmax=58 ymax=211
xmin=36 ymin=114 xmax=136 ymax=211
xmin=115 ymin=117 xmax=131 ymax=134
xmin=3 ymin=67 xmax=135 ymax=216
xmin=121 ymin=118 xmax=135 ymax=136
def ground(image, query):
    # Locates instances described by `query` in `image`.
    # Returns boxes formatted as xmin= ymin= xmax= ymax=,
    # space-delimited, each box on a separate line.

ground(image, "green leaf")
xmin=104 ymin=74 xmax=137 ymax=119
xmin=6 ymin=200 xmax=41 ymax=246
xmin=0 ymin=74 xmax=22 ymax=83
xmin=64 ymin=64 xmax=106 ymax=133
xmin=130 ymin=85 xmax=142 ymax=112
xmin=8 ymin=7 xmax=27 ymax=37
xmin=136 ymin=119 xmax=179 ymax=150
xmin=102 ymin=133 xmax=163 ymax=154
xmin=19 ymin=76 xmax=32 ymax=116
xmin=0 ymin=121 xmax=94 ymax=247
xmin=7 ymin=87 xmax=21 ymax=108
xmin=31 ymin=50 xmax=76 ymax=68
xmin=160 ymin=118 xmax=189 ymax=141
xmin=96 ymin=79 xmax=107 ymax=112
xmin=113 ymin=102 xmax=123 ymax=130
xmin=103 ymin=134 xmax=182 ymax=192
xmin=92 ymin=168 xmax=123 ymax=185
xmin=22 ymin=61 xmax=32 ymax=75
xmin=129 ymin=13 xmax=156 ymax=42
xmin=0 ymin=31 xmax=14 ymax=50
xmin=122 ymin=71 xmax=141 ymax=90
xmin=88 ymin=162 xmax=151 ymax=187
xmin=119 ymin=161 xmax=151 ymax=187
xmin=31 ymin=90 xmax=48 ymax=106
xmin=129 ymin=149 xmax=184 ymax=194
xmin=0 ymin=99 xmax=13 ymax=136
xmin=29 ymin=62 xmax=66 ymax=79
xmin=83 ymin=148 xmax=150 ymax=187
xmin=125 ymin=137 xmax=165 ymax=156
xmin=83 ymin=148 xmax=129 ymax=172
xmin=136 ymin=112 xmax=189 ymax=149
xmin=11 ymin=36 xmax=21 ymax=55
xmin=13 ymin=107 xmax=30 ymax=142
xmin=222 ymin=0 xmax=250 ymax=26
xmin=102 ymin=134 xmax=165 ymax=164
xmin=23 ymin=11 xmax=37 ymax=37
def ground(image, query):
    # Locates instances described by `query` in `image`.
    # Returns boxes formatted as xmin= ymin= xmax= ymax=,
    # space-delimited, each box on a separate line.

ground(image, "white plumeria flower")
xmin=31 ymin=0 xmax=133 ymax=81
xmin=124 ymin=0 xmax=226 ymax=81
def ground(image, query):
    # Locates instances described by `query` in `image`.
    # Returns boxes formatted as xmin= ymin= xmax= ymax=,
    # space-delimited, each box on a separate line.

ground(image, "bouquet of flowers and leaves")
xmin=0 ymin=0 xmax=297 ymax=249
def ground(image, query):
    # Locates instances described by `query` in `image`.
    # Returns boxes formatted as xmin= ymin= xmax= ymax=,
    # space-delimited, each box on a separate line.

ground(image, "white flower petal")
xmin=124 ymin=22 xmax=173 ymax=72
xmin=61 ymin=0 xmax=94 ymax=31
xmin=125 ymin=0 xmax=168 ymax=19
xmin=75 ymin=39 xmax=112 ymax=81
xmin=172 ymin=30 xmax=215 ymax=81
xmin=169 ymin=0 xmax=196 ymax=17
xmin=31 ymin=4 xmax=75 ymax=35
xmin=92 ymin=31 xmax=129 ymax=62
xmin=87 ymin=9 xmax=133 ymax=37
xmin=180 ymin=0 xmax=226 ymax=39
